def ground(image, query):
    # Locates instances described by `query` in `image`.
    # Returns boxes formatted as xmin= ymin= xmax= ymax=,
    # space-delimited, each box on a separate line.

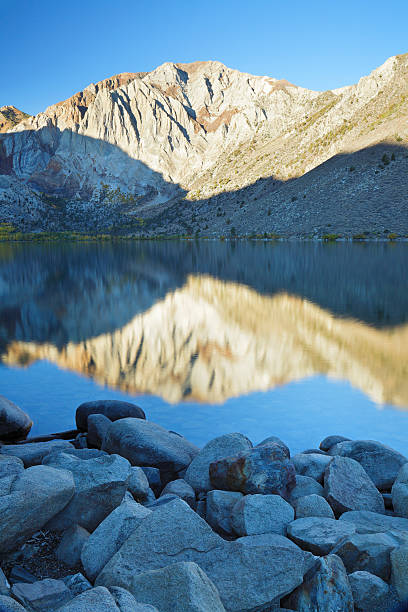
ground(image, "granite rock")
xmin=76 ymin=400 xmax=145 ymax=431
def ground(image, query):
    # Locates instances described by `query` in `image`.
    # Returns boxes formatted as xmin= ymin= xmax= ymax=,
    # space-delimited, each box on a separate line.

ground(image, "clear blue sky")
xmin=2 ymin=0 xmax=408 ymax=115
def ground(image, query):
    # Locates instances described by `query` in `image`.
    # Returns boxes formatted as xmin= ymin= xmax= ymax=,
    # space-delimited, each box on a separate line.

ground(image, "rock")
xmin=57 ymin=586 xmax=120 ymax=611
xmin=0 ymin=395 xmax=32 ymax=441
xmin=56 ymin=525 xmax=90 ymax=568
xmin=0 ymin=568 xmax=10 ymax=595
xmin=0 ymin=456 xmax=24 ymax=478
xmin=331 ymin=530 xmax=408 ymax=580
xmin=256 ymin=436 xmax=290 ymax=457
xmin=293 ymin=494 xmax=335 ymax=519
xmin=8 ymin=567 xmax=36 ymax=585
xmin=282 ymin=554 xmax=353 ymax=612
xmin=146 ymin=494 xmax=180 ymax=509
xmin=76 ymin=400 xmax=146 ymax=431
xmin=349 ymin=570 xmax=392 ymax=612
xmin=328 ymin=440 xmax=408 ymax=490
xmin=87 ymin=413 xmax=111 ymax=448
xmin=292 ymin=453 xmax=332 ymax=483
xmin=74 ymin=433 xmax=88 ymax=449
xmin=0 ymin=465 xmax=75 ymax=552
xmin=209 ymin=443 xmax=296 ymax=498
xmin=96 ymin=498 xmax=315 ymax=612
xmin=184 ymin=433 xmax=252 ymax=493
xmin=109 ymin=586 xmax=158 ymax=611
xmin=390 ymin=545 xmax=408 ymax=600
xmin=302 ymin=448 xmax=328 ymax=455
xmin=62 ymin=574 xmax=92 ymax=597
xmin=47 ymin=448 xmax=107 ymax=461
xmin=339 ymin=509 xmax=408 ymax=533
xmin=140 ymin=467 xmax=161 ymax=496
xmin=1 ymin=440 xmax=73 ymax=467
xmin=127 ymin=467 xmax=149 ymax=502
xmin=102 ymin=418 xmax=198 ymax=473
xmin=206 ymin=490 xmax=243 ymax=535
xmin=324 ymin=456 xmax=385 ymax=515
xmin=231 ymin=494 xmax=294 ymax=536
xmin=160 ymin=479 xmax=196 ymax=509
xmin=320 ymin=435 xmax=351 ymax=452
xmin=143 ymin=487 xmax=156 ymax=505
xmin=11 ymin=578 xmax=72 ymax=610
xmin=43 ymin=452 xmax=131 ymax=532
xmin=288 ymin=474 xmax=325 ymax=502
xmin=125 ymin=561 xmax=226 ymax=612
xmin=392 ymin=463 xmax=408 ymax=517
xmin=0 ymin=595 xmax=27 ymax=611
xmin=287 ymin=517 xmax=356 ymax=556
xmin=196 ymin=499 xmax=206 ymax=519
xmin=81 ymin=498 xmax=151 ymax=581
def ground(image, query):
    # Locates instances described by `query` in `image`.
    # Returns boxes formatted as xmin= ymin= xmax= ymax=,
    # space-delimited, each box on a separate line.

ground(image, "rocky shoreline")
xmin=1 ymin=395 xmax=408 ymax=611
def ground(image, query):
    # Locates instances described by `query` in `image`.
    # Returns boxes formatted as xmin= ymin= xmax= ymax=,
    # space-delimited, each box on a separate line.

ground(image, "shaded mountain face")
xmin=0 ymin=106 xmax=30 ymax=133
xmin=0 ymin=55 xmax=407 ymax=234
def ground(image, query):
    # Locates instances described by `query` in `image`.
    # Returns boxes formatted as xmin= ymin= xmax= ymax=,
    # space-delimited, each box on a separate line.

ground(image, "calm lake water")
xmin=0 ymin=240 xmax=407 ymax=455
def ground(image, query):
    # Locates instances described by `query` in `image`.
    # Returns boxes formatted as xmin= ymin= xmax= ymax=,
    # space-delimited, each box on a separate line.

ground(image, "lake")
xmin=0 ymin=240 xmax=407 ymax=455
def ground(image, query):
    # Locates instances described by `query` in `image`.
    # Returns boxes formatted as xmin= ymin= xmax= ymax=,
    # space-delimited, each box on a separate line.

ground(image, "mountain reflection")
xmin=2 ymin=274 xmax=408 ymax=408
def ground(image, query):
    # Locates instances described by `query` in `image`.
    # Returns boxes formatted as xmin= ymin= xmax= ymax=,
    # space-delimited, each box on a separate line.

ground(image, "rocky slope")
xmin=0 ymin=55 xmax=407 ymax=235
xmin=0 ymin=105 xmax=30 ymax=133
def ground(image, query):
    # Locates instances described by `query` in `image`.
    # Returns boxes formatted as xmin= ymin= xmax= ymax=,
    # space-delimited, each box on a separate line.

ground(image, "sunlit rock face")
xmin=2 ymin=276 xmax=408 ymax=409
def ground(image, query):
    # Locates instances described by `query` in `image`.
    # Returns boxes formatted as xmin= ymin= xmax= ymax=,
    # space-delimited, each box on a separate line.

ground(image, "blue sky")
xmin=2 ymin=0 xmax=408 ymax=115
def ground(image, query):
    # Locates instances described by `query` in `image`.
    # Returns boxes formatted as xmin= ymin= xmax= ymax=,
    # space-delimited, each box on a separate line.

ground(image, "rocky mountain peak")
xmin=0 ymin=105 xmax=30 ymax=133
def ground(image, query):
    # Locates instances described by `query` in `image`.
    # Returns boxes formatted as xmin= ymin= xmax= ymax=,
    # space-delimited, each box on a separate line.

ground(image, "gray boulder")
xmin=391 ymin=544 xmax=408 ymax=600
xmin=324 ymin=456 xmax=385 ymax=515
xmin=1 ymin=440 xmax=73 ymax=467
xmin=109 ymin=586 xmax=158 ymax=611
xmin=0 ymin=465 xmax=75 ymax=552
xmin=127 ymin=467 xmax=149 ymax=502
xmin=56 ymin=525 xmax=90 ymax=568
xmin=288 ymin=474 xmax=325 ymax=502
xmin=231 ymin=494 xmax=294 ymax=536
xmin=62 ymin=574 xmax=92 ymax=597
xmin=209 ymin=443 xmax=296 ymax=498
xmin=0 ymin=595 xmax=27 ymax=611
xmin=293 ymin=494 xmax=334 ymax=519
xmin=81 ymin=498 xmax=151 ymax=581
xmin=0 ymin=455 xmax=24 ymax=479
xmin=392 ymin=463 xmax=408 ymax=517
xmin=160 ymin=479 xmax=196 ymax=509
xmin=256 ymin=436 xmax=290 ymax=457
xmin=331 ymin=530 xmax=408 ymax=580
xmin=11 ymin=578 xmax=72 ymax=610
xmin=184 ymin=433 xmax=252 ymax=493
xmin=339 ymin=509 xmax=408 ymax=533
xmin=44 ymin=452 xmax=131 ymax=532
xmin=146 ymin=494 xmax=180 ymax=509
xmin=126 ymin=562 xmax=226 ymax=612
xmin=140 ymin=467 xmax=161 ymax=496
xmin=96 ymin=498 xmax=315 ymax=612
xmin=206 ymin=490 xmax=243 ymax=535
xmin=102 ymin=418 xmax=198 ymax=472
xmin=287 ymin=517 xmax=356 ymax=555
xmin=328 ymin=440 xmax=408 ymax=490
xmin=0 ymin=395 xmax=32 ymax=441
xmin=320 ymin=435 xmax=351 ymax=452
xmin=57 ymin=586 xmax=120 ymax=611
xmin=292 ymin=453 xmax=332 ymax=483
xmin=87 ymin=414 xmax=111 ymax=448
xmin=349 ymin=570 xmax=393 ymax=612
xmin=76 ymin=400 xmax=145 ymax=431
xmin=283 ymin=554 xmax=353 ymax=612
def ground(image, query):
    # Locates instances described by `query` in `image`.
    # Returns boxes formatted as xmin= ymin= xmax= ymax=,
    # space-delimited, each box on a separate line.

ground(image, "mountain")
xmin=0 ymin=106 xmax=30 ymax=133
xmin=0 ymin=56 xmax=407 ymax=236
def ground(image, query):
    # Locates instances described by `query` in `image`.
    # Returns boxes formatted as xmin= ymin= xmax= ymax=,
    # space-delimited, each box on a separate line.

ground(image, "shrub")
xmin=322 ymin=234 xmax=340 ymax=241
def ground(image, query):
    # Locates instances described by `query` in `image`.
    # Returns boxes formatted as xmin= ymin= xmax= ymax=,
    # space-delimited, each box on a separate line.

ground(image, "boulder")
xmin=125 ymin=561 xmax=226 ymax=612
xmin=349 ymin=571 xmax=393 ymax=612
xmin=320 ymin=435 xmax=351 ymax=452
xmin=127 ymin=467 xmax=149 ymax=502
xmin=86 ymin=414 xmax=111 ymax=448
xmin=292 ymin=453 xmax=332 ymax=483
xmin=209 ymin=443 xmax=296 ymax=498
xmin=0 ymin=568 xmax=10 ymax=595
xmin=47 ymin=448 xmax=107 ymax=461
xmin=74 ymin=433 xmax=88 ymax=449
xmin=9 ymin=567 xmax=36 ymax=585
xmin=302 ymin=448 xmax=328 ymax=455
xmin=95 ymin=498 xmax=315 ymax=612
xmin=288 ymin=474 xmax=325 ymax=502
xmin=146 ymin=494 xmax=180 ymax=509
xmin=56 ymin=525 xmax=90 ymax=568
xmin=0 ymin=595 xmax=27 ymax=611
xmin=76 ymin=400 xmax=145 ymax=431
xmin=11 ymin=578 xmax=72 ymax=610
xmin=0 ymin=395 xmax=32 ymax=441
xmin=184 ymin=433 xmax=252 ymax=493
xmin=109 ymin=586 xmax=158 ymax=611
xmin=0 ymin=465 xmax=75 ymax=553
xmin=0 ymin=455 xmax=24 ymax=478
xmin=390 ymin=544 xmax=408 ymax=600
xmin=339 ymin=509 xmax=408 ymax=534
xmin=62 ymin=574 xmax=92 ymax=597
xmin=392 ymin=463 xmax=408 ymax=517
xmin=81 ymin=498 xmax=151 ymax=581
xmin=160 ymin=479 xmax=196 ymax=509
xmin=1 ymin=440 xmax=73 ymax=467
xmin=293 ymin=494 xmax=334 ymax=519
xmin=231 ymin=494 xmax=294 ymax=536
xmin=57 ymin=586 xmax=120 ymax=611
xmin=43 ymin=452 xmax=131 ymax=532
xmin=324 ymin=456 xmax=385 ymax=515
xmin=141 ymin=467 xmax=161 ymax=496
xmin=206 ymin=490 xmax=243 ymax=535
xmin=102 ymin=418 xmax=198 ymax=472
xmin=282 ymin=554 xmax=353 ymax=612
xmin=331 ymin=530 xmax=408 ymax=580
xmin=256 ymin=436 xmax=290 ymax=457
xmin=287 ymin=517 xmax=356 ymax=556
xmin=328 ymin=440 xmax=408 ymax=490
